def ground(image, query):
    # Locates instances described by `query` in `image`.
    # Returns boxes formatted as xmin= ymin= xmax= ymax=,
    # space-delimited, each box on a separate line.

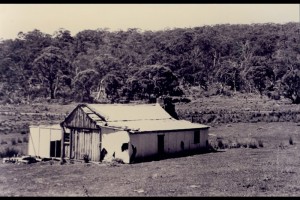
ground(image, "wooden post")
xmin=60 ymin=122 xmax=65 ymax=161
xmin=69 ymin=129 xmax=73 ymax=159
xmin=99 ymin=130 xmax=102 ymax=162
xmin=38 ymin=126 xmax=40 ymax=156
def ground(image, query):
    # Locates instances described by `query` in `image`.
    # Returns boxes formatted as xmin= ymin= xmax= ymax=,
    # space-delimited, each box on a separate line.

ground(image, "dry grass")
xmin=0 ymin=147 xmax=20 ymax=158
xmin=0 ymin=122 xmax=299 ymax=196
xmin=176 ymin=93 xmax=300 ymax=124
xmin=0 ymin=99 xmax=300 ymax=196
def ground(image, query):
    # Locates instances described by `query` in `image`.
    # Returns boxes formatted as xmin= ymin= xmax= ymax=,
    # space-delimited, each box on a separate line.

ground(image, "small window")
xmin=194 ymin=130 xmax=200 ymax=144
xmin=64 ymin=133 xmax=70 ymax=142
xmin=121 ymin=143 xmax=129 ymax=152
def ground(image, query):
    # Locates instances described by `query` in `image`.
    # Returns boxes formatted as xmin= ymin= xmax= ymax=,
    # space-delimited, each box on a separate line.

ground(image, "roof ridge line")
xmin=84 ymin=104 xmax=107 ymax=122
xmin=106 ymin=118 xmax=173 ymax=122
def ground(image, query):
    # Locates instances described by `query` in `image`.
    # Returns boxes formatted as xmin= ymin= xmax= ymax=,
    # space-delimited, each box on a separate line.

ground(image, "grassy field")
xmin=0 ymin=103 xmax=77 ymax=156
xmin=0 ymin=95 xmax=300 ymax=196
xmin=0 ymin=122 xmax=300 ymax=196
xmin=176 ymin=93 xmax=300 ymax=124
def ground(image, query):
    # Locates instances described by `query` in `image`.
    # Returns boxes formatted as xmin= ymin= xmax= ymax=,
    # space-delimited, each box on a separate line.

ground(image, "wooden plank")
xmin=60 ymin=125 xmax=65 ymax=160
xmin=65 ymin=106 xmax=100 ymax=129
xmin=99 ymin=129 xmax=102 ymax=161
xmin=92 ymin=131 xmax=94 ymax=161
xmin=79 ymin=131 xmax=81 ymax=159
xmin=95 ymin=131 xmax=98 ymax=161
xmin=81 ymin=131 xmax=84 ymax=159
xmin=88 ymin=132 xmax=90 ymax=158
xmin=93 ymin=131 xmax=95 ymax=162
xmin=76 ymin=130 xmax=79 ymax=159
xmin=74 ymin=130 xmax=78 ymax=159
xmin=84 ymin=131 xmax=86 ymax=158
xmin=69 ymin=129 xmax=73 ymax=159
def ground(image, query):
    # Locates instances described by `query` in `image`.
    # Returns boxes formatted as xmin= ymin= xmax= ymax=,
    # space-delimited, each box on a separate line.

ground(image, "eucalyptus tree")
xmin=33 ymin=46 xmax=72 ymax=99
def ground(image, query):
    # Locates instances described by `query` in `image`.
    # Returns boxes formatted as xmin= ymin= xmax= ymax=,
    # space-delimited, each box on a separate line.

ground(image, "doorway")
xmin=50 ymin=140 xmax=61 ymax=157
xmin=157 ymin=135 xmax=165 ymax=156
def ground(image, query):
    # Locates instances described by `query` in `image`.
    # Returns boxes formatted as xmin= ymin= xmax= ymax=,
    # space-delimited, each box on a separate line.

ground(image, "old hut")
xmin=60 ymin=103 xmax=209 ymax=163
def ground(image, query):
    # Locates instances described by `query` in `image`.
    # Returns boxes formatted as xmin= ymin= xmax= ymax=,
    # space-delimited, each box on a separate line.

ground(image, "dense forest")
xmin=0 ymin=22 xmax=299 ymax=104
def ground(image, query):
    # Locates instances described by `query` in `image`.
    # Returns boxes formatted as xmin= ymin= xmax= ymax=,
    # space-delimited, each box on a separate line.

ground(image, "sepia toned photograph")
xmin=0 ymin=3 xmax=299 ymax=196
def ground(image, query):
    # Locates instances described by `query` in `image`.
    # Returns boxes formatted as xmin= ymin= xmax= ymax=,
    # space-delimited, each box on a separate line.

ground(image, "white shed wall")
xmin=101 ymin=128 xmax=131 ymax=163
xmin=28 ymin=126 xmax=40 ymax=156
xmin=28 ymin=126 xmax=62 ymax=158
xmin=129 ymin=128 xmax=209 ymax=160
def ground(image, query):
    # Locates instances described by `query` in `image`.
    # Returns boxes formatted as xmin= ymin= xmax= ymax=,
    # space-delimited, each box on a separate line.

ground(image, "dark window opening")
xmin=121 ymin=143 xmax=129 ymax=152
xmin=194 ymin=130 xmax=200 ymax=144
xmin=130 ymin=144 xmax=137 ymax=163
xmin=100 ymin=148 xmax=107 ymax=161
xmin=180 ymin=141 xmax=184 ymax=150
xmin=158 ymin=135 xmax=165 ymax=156
xmin=64 ymin=133 xmax=70 ymax=142
xmin=50 ymin=140 xmax=61 ymax=157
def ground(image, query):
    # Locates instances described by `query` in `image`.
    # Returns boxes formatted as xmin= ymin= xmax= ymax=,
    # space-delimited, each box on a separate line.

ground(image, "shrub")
xmin=248 ymin=141 xmax=258 ymax=149
xmin=83 ymin=154 xmax=89 ymax=163
xmin=112 ymin=158 xmax=124 ymax=164
xmin=23 ymin=137 xmax=28 ymax=143
xmin=0 ymin=147 xmax=19 ymax=158
xmin=217 ymin=139 xmax=224 ymax=149
xmin=20 ymin=131 xmax=27 ymax=135
xmin=207 ymin=142 xmax=217 ymax=152
xmin=228 ymin=140 xmax=242 ymax=149
xmin=11 ymin=138 xmax=17 ymax=145
xmin=0 ymin=140 xmax=7 ymax=145
xmin=109 ymin=158 xmax=125 ymax=166
xmin=17 ymin=138 xmax=22 ymax=143
xmin=238 ymin=139 xmax=248 ymax=148
xmin=279 ymin=142 xmax=285 ymax=149
xmin=258 ymin=139 xmax=264 ymax=147
xmin=289 ymin=136 xmax=294 ymax=145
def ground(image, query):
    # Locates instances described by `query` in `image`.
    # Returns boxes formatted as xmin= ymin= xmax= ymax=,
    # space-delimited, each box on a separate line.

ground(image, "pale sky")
xmin=0 ymin=4 xmax=299 ymax=40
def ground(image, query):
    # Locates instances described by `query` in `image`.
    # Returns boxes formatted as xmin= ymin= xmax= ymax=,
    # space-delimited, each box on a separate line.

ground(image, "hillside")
xmin=0 ymin=22 xmax=299 ymax=105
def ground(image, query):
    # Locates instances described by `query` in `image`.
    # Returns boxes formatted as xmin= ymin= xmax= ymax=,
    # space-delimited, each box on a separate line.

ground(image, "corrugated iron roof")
xmin=86 ymin=103 xmax=172 ymax=122
xmin=96 ymin=119 xmax=209 ymax=133
xmin=76 ymin=103 xmax=209 ymax=133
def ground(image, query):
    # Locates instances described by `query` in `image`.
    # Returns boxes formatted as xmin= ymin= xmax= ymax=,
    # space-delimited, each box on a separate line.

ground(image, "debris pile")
xmin=2 ymin=155 xmax=37 ymax=164
xmin=2 ymin=155 xmax=57 ymax=164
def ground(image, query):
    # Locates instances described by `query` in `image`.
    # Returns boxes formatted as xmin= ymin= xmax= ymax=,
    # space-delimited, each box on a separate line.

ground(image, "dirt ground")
xmin=0 ymin=122 xmax=300 ymax=196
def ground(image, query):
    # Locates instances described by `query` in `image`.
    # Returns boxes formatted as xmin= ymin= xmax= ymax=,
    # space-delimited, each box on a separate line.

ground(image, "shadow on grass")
xmin=130 ymin=147 xmax=225 ymax=164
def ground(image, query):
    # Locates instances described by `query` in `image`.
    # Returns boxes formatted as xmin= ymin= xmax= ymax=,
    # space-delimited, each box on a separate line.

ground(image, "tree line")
xmin=0 ymin=22 xmax=299 ymax=104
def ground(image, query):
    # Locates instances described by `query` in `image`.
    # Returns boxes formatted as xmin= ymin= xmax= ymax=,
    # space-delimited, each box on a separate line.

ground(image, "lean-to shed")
xmin=61 ymin=103 xmax=209 ymax=163
xmin=28 ymin=124 xmax=63 ymax=158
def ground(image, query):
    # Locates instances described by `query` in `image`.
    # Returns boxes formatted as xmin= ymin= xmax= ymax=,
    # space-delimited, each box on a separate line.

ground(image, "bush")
xmin=83 ymin=154 xmax=89 ymax=163
xmin=289 ymin=136 xmax=294 ymax=145
xmin=20 ymin=131 xmax=27 ymax=135
xmin=217 ymin=139 xmax=224 ymax=149
xmin=258 ymin=139 xmax=264 ymax=147
xmin=112 ymin=158 xmax=124 ymax=164
xmin=0 ymin=147 xmax=19 ymax=158
xmin=0 ymin=140 xmax=7 ymax=145
xmin=248 ymin=140 xmax=258 ymax=149
xmin=17 ymin=138 xmax=22 ymax=143
xmin=109 ymin=158 xmax=125 ymax=166
xmin=23 ymin=137 xmax=28 ymax=143
xmin=234 ymin=141 xmax=241 ymax=148
xmin=11 ymin=138 xmax=17 ymax=145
